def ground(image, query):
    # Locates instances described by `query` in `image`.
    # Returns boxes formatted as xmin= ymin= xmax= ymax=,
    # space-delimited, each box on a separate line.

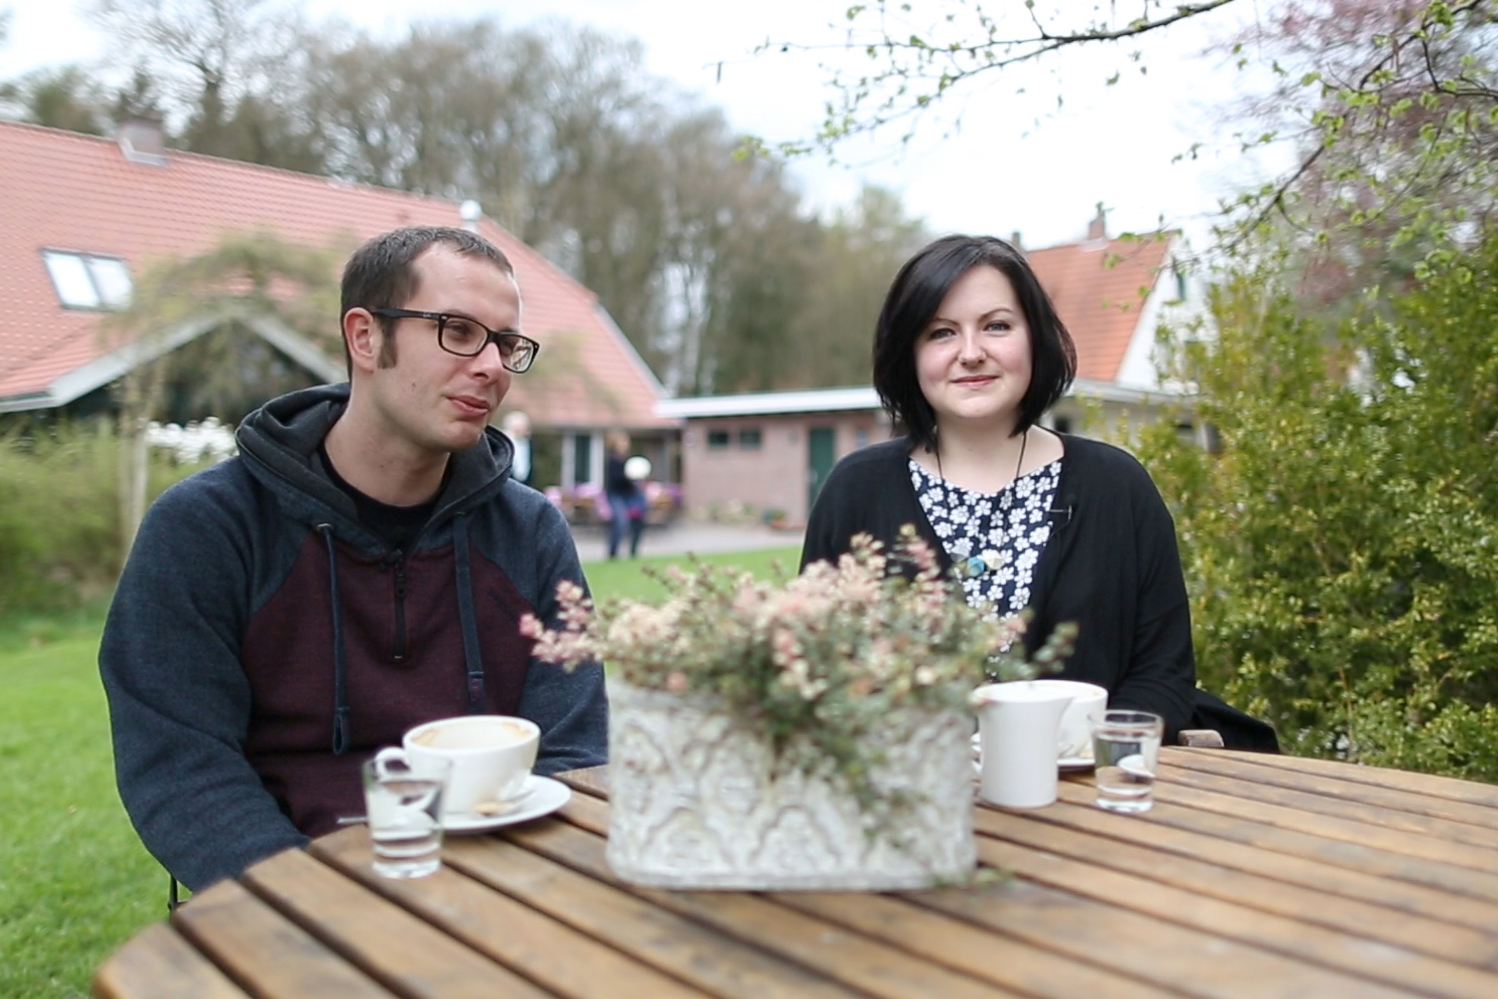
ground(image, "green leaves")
xmin=1138 ymin=230 xmax=1498 ymax=779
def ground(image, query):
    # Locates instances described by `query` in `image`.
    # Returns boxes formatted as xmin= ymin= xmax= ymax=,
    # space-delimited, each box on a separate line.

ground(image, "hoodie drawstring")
xmin=318 ymin=524 xmax=351 ymax=755
xmin=452 ymin=512 xmax=487 ymax=713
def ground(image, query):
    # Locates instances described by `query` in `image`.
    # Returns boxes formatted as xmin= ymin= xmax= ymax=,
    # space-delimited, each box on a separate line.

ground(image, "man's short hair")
xmin=340 ymin=226 xmax=515 ymax=374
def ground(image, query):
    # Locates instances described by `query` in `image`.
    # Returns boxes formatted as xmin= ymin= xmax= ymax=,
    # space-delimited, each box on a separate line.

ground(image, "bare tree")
xmin=21 ymin=9 xmax=936 ymax=396
xmin=300 ymin=18 xmax=832 ymax=391
xmin=645 ymin=107 xmax=819 ymax=395
xmin=767 ymin=0 xmax=1236 ymax=151
xmin=783 ymin=185 xmax=930 ymax=388
xmin=87 ymin=0 xmax=322 ymax=169
xmin=771 ymin=1 xmax=1497 ymax=247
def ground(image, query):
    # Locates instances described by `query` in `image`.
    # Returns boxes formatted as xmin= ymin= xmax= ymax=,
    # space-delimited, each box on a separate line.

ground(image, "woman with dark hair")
xmin=800 ymin=234 xmax=1202 ymax=740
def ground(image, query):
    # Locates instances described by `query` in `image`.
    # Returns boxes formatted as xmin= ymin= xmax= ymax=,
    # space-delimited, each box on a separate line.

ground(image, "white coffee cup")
xmin=1028 ymin=680 xmax=1110 ymax=760
xmin=403 ymin=715 xmax=540 ymax=818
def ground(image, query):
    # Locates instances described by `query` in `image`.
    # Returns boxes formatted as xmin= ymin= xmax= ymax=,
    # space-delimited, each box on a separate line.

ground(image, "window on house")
xmin=738 ymin=428 xmax=762 ymax=449
xmin=854 ymin=428 xmax=870 ymax=449
xmin=707 ymin=429 xmax=731 ymax=449
xmin=42 ymin=251 xmax=133 ymax=309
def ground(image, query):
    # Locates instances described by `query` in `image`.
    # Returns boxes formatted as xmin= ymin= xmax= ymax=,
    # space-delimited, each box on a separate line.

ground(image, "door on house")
xmin=807 ymin=426 xmax=836 ymax=517
xmin=571 ymin=433 xmax=593 ymax=485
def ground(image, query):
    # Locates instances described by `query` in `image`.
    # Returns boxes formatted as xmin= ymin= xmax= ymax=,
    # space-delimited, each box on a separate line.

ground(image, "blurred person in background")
xmin=604 ymin=430 xmax=646 ymax=559
xmin=503 ymin=410 xmax=533 ymax=486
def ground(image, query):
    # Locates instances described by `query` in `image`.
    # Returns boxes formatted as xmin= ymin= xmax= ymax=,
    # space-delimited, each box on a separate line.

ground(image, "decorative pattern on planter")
xmin=606 ymin=681 xmax=976 ymax=890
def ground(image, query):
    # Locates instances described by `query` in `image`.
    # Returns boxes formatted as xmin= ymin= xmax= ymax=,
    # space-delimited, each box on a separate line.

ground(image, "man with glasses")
xmin=100 ymin=226 xmax=607 ymax=892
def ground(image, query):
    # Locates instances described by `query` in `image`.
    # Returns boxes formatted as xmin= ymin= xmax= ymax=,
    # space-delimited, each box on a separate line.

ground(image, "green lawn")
xmin=0 ymin=546 xmax=799 ymax=999
xmin=579 ymin=545 xmax=800 ymax=604
xmin=0 ymin=608 xmax=159 ymax=999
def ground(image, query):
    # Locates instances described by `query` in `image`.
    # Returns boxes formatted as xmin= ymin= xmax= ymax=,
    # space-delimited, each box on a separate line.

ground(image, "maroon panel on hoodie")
xmin=240 ymin=531 xmax=535 ymax=835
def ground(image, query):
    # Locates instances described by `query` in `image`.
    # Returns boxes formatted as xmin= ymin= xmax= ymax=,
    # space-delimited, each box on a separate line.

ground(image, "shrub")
xmin=1136 ymin=232 xmax=1498 ymax=780
xmin=0 ymin=420 xmax=207 ymax=613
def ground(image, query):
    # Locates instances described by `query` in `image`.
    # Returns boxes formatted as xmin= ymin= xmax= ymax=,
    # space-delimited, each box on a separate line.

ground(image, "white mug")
xmin=972 ymin=681 xmax=1074 ymax=808
xmin=403 ymin=715 xmax=540 ymax=818
xmin=1027 ymin=679 xmax=1109 ymax=761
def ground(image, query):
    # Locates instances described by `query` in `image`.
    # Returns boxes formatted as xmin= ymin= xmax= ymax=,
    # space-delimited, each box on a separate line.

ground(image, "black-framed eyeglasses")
xmin=371 ymin=308 xmax=540 ymax=373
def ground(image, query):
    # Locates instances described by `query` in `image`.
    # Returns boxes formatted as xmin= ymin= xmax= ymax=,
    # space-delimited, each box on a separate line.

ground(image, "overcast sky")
xmin=2 ymin=0 xmax=1286 ymax=250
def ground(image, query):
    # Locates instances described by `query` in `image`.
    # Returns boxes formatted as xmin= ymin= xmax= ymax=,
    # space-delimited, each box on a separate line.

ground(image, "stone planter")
xmin=605 ymin=680 xmax=976 ymax=890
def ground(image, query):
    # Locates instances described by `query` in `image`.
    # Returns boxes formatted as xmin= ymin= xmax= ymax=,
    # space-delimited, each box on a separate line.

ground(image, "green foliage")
xmin=0 ymin=421 xmax=206 ymax=614
xmin=104 ymin=229 xmax=343 ymax=427
xmin=1136 ymin=228 xmax=1498 ymax=778
xmin=0 ymin=64 xmax=111 ymax=134
xmin=1220 ymin=0 xmax=1498 ymax=257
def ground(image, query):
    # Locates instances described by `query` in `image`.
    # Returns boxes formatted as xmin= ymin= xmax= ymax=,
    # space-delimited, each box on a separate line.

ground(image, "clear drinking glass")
xmin=362 ymin=749 xmax=450 ymax=878
xmin=1091 ymin=710 xmax=1164 ymax=813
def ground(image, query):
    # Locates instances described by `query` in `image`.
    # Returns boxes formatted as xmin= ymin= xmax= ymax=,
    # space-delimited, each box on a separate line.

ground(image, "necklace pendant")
xmin=964 ymin=550 xmax=1002 ymax=578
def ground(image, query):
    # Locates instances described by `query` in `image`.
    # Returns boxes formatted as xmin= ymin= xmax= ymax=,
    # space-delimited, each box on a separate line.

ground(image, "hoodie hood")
xmin=234 ymin=382 xmax=516 ymax=545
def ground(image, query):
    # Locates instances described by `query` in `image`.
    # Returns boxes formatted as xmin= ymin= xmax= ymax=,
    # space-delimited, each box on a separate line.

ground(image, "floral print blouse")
xmin=909 ymin=457 xmax=1062 ymax=618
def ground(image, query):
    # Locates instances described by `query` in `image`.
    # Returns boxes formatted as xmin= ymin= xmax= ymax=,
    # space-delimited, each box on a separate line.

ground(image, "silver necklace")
xmin=932 ymin=429 xmax=1029 ymax=579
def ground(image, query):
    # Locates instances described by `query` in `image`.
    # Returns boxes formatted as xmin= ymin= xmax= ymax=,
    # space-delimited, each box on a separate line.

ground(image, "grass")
xmin=0 ymin=603 xmax=160 ymax=999
xmin=582 ymin=545 xmax=801 ymax=603
xmin=0 ymin=545 xmax=800 ymax=999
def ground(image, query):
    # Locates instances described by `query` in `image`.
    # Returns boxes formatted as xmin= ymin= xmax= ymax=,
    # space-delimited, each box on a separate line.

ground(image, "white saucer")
xmin=442 ymin=775 xmax=571 ymax=834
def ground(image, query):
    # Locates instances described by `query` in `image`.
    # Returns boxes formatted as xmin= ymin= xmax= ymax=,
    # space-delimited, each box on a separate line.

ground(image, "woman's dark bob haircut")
xmin=873 ymin=234 xmax=1076 ymax=451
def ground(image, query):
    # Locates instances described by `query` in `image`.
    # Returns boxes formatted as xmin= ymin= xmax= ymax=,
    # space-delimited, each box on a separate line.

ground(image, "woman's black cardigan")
xmin=800 ymin=435 xmax=1197 ymax=739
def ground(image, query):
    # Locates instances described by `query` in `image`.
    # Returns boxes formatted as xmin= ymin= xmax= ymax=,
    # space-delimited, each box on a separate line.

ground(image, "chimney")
xmin=117 ymin=118 xmax=167 ymax=166
xmin=1009 ymin=230 xmax=1023 ymax=251
xmin=1086 ymin=204 xmax=1108 ymax=242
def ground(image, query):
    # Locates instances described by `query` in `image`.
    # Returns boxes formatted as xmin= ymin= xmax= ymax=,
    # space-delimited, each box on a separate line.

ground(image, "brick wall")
xmin=680 ymin=411 xmax=891 ymax=525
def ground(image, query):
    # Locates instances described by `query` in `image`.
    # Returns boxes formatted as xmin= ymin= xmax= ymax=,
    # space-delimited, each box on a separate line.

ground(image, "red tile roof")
xmin=1027 ymin=234 xmax=1172 ymax=382
xmin=0 ymin=120 xmax=673 ymax=428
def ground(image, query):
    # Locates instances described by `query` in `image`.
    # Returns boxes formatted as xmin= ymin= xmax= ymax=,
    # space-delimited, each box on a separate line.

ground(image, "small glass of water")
xmin=362 ymin=749 xmax=451 ymax=878
xmin=1091 ymin=710 xmax=1164 ymax=813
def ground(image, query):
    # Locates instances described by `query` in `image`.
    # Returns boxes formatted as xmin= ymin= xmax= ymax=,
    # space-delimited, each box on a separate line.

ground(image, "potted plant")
xmin=522 ymin=527 xmax=1071 ymax=890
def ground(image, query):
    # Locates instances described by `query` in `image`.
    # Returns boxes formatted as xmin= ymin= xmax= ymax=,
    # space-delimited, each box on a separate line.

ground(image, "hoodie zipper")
xmin=387 ymin=550 xmax=408 ymax=663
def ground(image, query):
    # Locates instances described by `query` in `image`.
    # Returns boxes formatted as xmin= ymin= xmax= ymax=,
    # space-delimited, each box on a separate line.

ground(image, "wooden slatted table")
xmin=95 ymin=749 xmax=1498 ymax=999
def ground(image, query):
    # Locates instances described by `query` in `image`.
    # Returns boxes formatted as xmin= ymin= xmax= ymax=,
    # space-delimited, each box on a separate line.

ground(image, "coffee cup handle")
xmin=372 ymin=746 xmax=410 ymax=779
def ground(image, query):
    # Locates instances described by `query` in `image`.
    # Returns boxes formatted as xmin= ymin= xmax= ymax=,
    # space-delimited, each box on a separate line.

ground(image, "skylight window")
xmin=42 ymin=251 xmax=134 ymax=309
